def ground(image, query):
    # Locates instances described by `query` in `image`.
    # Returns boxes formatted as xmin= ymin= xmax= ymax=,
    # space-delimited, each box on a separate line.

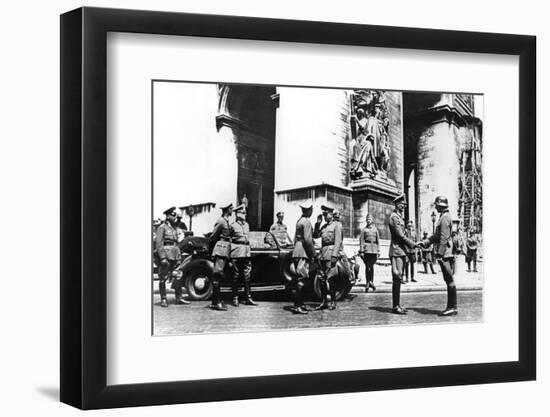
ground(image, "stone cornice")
xmin=405 ymin=104 xmax=468 ymax=128
xmin=274 ymin=182 xmax=352 ymax=195
xmin=350 ymin=177 xmax=400 ymax=198
xmin=215 ymin=113 xmax=245 ymax=132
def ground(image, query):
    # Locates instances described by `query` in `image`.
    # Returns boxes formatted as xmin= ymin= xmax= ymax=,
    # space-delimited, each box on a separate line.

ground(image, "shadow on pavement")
xmin=368 ymin=306 xmax=395 ymax=314
xmin=408 ymin=307 xmax=441 ymax=315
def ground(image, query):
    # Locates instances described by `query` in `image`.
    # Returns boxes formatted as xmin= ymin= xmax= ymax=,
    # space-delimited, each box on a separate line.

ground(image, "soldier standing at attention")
xmin=155 ymin=207 xmax=189 ymax=307
xmin=421 ymin=231 xmax=436 ymax=274
xmin=359 ymin=214 xmax=379 ymax=292
xmin=404 ymin=220 xmax=418 ymax=283
xmin=209 ymin=203 xmax=233 ymax=311
xmin=289 ymin=202 xmax=315 ymax=315
xmin=229 ymin=204 xmax=257 ymax=307
xmin=268 ymin=211 xmax=293 ymax=247
xmin=465 ymin=230 xmax=479 ymax=272
xmin=420 ymin=196 xmax=458 ymax=316
xmin=313 ymin=205 xmax=343 ymax=310
xmin=388 ymin=194 xmax=418 ymax=314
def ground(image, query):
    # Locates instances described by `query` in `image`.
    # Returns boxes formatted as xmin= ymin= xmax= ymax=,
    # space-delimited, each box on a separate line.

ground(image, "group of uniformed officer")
xmin=288 ymin=202 xmax=348 ymax=314
xmin=156 ymin=193 xmax=459 ymax=317
xmin=208 ymin=203 xmax=258 ymax=311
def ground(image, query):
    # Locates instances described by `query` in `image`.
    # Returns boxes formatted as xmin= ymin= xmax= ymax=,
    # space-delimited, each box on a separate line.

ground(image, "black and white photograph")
xmin=152 ymin=82 xmax=484 ymax=335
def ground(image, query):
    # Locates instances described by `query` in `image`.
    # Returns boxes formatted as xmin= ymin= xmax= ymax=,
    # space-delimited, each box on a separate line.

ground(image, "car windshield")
xmin=248 ymin=231 xmax=294 ymax=250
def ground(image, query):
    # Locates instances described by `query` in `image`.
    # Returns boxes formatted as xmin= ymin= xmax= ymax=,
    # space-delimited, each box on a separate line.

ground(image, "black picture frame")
xmin=60 ymin=6 xmax=536 ymax=410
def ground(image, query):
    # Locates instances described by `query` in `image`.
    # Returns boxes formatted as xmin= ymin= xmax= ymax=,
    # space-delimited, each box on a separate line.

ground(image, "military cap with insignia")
xmin=234 ymin=203 xmax=247 ymax=213
xmin=392 ymin=193 xmax=407 ymax=205
xmin=299 ymin=200 xmax=313 ymax=210
xmin=219 ymin=202 xmax=233 ymax=213
xmin=163 ymin=206 xmax=177 ymax=216
xmin=320 ymin=204 xmax=334 ymax=212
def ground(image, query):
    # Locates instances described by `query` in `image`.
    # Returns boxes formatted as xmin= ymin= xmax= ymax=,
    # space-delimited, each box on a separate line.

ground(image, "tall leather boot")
xmin=314 ymin=280 xmax=329 ymax=310
xmin=174 ymin=280 xmax=190 ymax=305
xmin=291 ymin=287 xmax=307 ymax=314
xmin=392 ymin=280 xmax=407 ymax=314
xmin=243 ymin=280 xmax=258 ymax=306
xmin=439 ymin=283 xmax=458 ymax=316
xmin=159 ymin=280 xmax=168 ymax=307
xmin=231 ymin=279 xmax=239 ymax=307
xmin=329 ymin=286 xmax=337 ymax=310
xmin=210 ymin=279 xmax=227 ymax=311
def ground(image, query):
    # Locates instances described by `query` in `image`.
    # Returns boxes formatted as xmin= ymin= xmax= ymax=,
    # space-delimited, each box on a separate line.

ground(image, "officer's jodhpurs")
xmin=362 ymin=253 xmax=377 ymax=284
xmin=290 ymin=258 xmax=309 ymax=307
xmin=231 ymin=258 xmax=252 ymax=297
xmin=211 ymin=256 xmax=228 ymax=304
xmin=319 ymin=260 xmax=338 ymax=302
xmin=437 ymin=257 xmax=457 ymax=309
xmin=158 ymin=259 xmax=182 ymax=300
xmin=390 ymin=256 xmax=405 ymax=307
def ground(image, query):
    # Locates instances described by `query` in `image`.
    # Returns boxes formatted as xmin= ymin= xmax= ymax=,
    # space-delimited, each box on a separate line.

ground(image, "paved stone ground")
xmin=352 ymin=256 xmax=483 ymax=293
xmin=153 ymin=290 xmax=483 ymax=336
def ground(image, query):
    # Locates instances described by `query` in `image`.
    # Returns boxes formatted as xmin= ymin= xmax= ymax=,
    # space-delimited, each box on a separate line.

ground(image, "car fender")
xmin=180 ymin=257 xmax=214 ymax=276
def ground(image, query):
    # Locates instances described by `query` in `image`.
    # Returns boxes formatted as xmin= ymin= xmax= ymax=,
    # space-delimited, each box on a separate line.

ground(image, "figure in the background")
xmin=404 ymin=220 xmax=418 ymax=283
xmin=421 ymin=231 xmax=436 ymax=274
xmin=359 ymin=214 xmax=379 ymax=292
xmin=465 ymin=229 xmax=479 ymax=272
xmin=268 ymin=211 xmax=293 ymax=247
xmin=241 ymin=193 xmax=249 ymax=210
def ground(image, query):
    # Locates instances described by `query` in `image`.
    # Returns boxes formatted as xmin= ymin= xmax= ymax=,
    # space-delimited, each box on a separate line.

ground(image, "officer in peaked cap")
xmin=155 ymin=207 xmax=189 ymax=307
xmin=289 ymin=201 xmax=315 ymax=314
xmin=420 ymin=195 xmax=458 ymax=316
xmin=387 ymin=194 xmax=418 ymax=314
xmin=208 ymin=202 xmax=234 ymax=311
xmin=313 ymin=203 xmax=343 ymax=310
xmin=229 ymin=204 xmax=257 ymax=307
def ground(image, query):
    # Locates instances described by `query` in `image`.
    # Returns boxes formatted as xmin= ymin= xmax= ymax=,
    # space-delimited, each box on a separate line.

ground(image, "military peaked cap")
xmin=392 ymin=193 xmax=407 ymax=205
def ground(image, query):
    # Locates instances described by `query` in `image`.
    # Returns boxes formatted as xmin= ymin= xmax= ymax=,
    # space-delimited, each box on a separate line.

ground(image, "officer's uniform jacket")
xmin=423 ymin=209 xmax=453 ymax=259
xmin=210 ymin=216 xmax=231 ymax=258
xmin=229 ymin=220 xmax=251 ymax=258
xmin=269 ymin=222 xmax=292 ymax=246
xmin=359 ymin=224 xmax=379 ymax=254
xmin=388 ymin=211 xmax=416 ymax=257
xmin=316 ymin=220 xmax=343 ymax=260
xmin=292 ymin=217 xmax=315 ymax=259
xmin=155 ymin=222 xmax=181 ymax=261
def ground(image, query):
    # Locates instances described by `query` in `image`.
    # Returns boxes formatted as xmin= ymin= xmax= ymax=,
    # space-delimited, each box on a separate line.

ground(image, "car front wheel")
xmin=184 ymin=267 xmax=213 ymax=301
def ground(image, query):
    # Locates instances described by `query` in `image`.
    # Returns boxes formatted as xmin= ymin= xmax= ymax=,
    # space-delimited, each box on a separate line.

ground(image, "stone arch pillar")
xmin=415 ymin=111 xmax=462 ymax=236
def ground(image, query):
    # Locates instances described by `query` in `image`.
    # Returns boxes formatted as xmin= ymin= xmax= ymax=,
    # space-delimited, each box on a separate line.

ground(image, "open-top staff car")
xmin=173 ymin=231 xmax=356 ymax=301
